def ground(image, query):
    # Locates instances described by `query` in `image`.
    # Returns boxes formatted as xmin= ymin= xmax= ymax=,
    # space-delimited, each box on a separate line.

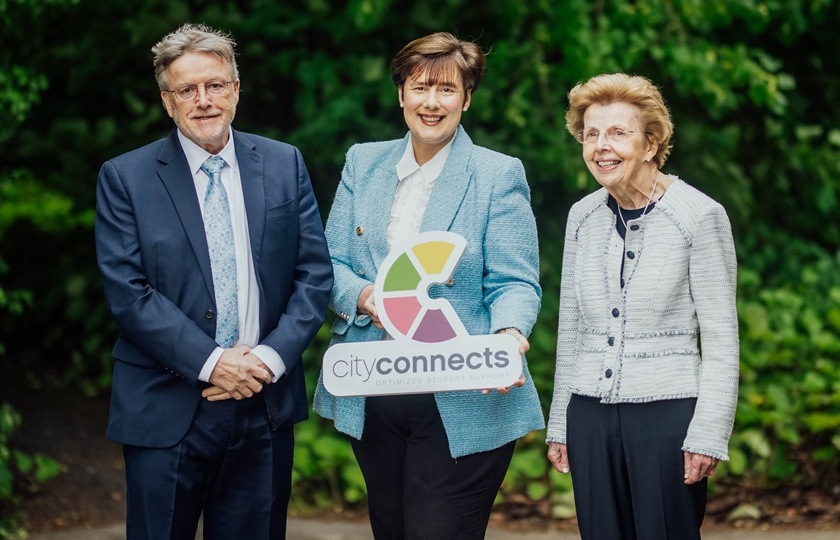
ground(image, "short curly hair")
xmin=566 ymin=73 xmax=674 ymax=168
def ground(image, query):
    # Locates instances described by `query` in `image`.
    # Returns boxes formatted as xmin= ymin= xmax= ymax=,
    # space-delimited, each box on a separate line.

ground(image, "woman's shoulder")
xmin=658 ymin=175 xmax=732 ymax=236
xmin=661 ymin=175 xmax=728 ymax=217
xmin=469 ymin=142 xmax=519 ymax=161
xmin=348 ymin=137 xmax=404 ymax=153
xmin=467 ymin=143 xmax=523 ymax=173
xmin=568 ymin=188 xmax=608 ymax=223
xmin=344 ymin=137 xmax=407 ymax=166
xmin=664 ymin=175 xmax=722 ymax=205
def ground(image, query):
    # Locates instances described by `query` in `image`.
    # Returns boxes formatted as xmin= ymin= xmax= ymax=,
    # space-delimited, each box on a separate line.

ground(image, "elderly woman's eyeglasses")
xmin=165 ymin=80 xmax=234 ymax=101
xmin=576 ymin=127 xmax=638 ymax=144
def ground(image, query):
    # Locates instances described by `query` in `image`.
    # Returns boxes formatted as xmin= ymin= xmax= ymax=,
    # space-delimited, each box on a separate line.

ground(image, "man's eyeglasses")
xmin=165 ymin=80 xmax=234 ymax=101
xmin=576 ymin=127 xmax=639 ymax=144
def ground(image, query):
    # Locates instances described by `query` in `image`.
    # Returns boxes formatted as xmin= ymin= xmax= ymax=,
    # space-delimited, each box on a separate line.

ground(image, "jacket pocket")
xmin=266 ymin=198 xmax=297 ymax=220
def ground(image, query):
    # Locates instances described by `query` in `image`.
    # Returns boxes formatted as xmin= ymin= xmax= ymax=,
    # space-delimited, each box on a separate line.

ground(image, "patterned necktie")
xmin=200 ymin=155 xmax=239 ymax=348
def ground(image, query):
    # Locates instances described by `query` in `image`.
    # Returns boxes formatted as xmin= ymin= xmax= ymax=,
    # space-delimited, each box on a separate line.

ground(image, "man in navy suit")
xmin=95 ymin=23 xmax=332 ymax=539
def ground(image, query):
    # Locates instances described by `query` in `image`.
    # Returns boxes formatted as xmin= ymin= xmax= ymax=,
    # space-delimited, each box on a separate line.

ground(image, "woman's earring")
xmin=400 ymin=102 xmax=404 ymax=108
xmin=462 ymin=107 xmax=468 ymax=112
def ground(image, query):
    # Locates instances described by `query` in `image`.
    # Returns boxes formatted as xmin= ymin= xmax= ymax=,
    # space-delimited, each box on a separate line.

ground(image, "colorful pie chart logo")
xmin=374 ymin=231 xmax=468 ymax=343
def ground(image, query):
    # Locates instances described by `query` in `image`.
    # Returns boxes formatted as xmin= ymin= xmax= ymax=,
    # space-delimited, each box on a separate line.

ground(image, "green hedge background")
xmin=2 ymin=0 xmax=840 ymax=532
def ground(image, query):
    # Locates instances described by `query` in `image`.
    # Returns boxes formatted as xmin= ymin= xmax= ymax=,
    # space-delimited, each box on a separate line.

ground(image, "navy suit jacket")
xmin=95 ymin=128 xmax=333 ymax=448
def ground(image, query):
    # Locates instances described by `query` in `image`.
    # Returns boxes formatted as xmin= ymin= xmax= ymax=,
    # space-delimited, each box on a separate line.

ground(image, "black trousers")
xmin=567 ymin=394 xmax=707 ymax=540
xmin=351 ymin=393 xmax=515 ymax=540
xmin=123 ymin=394 xmax=293 ymax=540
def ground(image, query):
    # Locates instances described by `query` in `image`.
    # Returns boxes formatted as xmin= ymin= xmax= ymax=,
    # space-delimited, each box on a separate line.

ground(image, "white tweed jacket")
xmin=546 ymin=176 xmax=739 ymax=460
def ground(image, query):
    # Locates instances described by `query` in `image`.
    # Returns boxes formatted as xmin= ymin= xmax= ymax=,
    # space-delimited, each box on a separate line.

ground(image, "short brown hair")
xmin=390 ymin=32 xmax=485 ymax=102
xmin=566 ymin=73 xmax=674 ymax=167
xmin=152 ymin=23 xmax=238 ymax=91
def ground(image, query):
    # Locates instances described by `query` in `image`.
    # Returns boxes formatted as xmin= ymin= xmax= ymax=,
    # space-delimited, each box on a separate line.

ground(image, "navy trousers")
xmin=567 ymin=394 xmax=707 ymax=540
xmin=123 ymin=394 xmax=293 ymax=540
xmin=351 ymin=393 xmax=515 ymax=540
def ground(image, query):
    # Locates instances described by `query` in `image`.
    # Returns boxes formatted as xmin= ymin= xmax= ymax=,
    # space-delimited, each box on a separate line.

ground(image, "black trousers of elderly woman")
xmin=351 ymin=393 xmax=515 ymax=540
xmin=567 ymin=394 xmax=707 ymax=540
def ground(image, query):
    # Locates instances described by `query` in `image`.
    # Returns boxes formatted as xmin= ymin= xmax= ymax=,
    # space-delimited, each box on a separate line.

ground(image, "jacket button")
xmin=605 ymin=368 xmax=613 ymax=378
xmin=356 ymin=226 xmax=364 ymax=235
xmin=630 ymin=224 xmax=640 ymax=231
xmin=627 ymin=251 xmax=635 ymax=259
xmin=612 ymin=308 xmax=620 ymax=317
xmin=205 ymin=309 xmax=215 ymax=319
xmin=607 ymin=336 xmax=615 ymax=346
xmin=446 ymin=277 xmax=454 ymax=287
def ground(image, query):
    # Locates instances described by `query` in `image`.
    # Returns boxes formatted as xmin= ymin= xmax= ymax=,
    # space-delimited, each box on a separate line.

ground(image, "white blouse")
xmin=386 ymin=133 xmax=455 ymax=249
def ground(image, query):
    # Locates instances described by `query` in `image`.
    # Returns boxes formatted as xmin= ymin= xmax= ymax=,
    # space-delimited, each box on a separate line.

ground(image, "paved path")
xmin=26 ymin=519 xmax=838 ymax=540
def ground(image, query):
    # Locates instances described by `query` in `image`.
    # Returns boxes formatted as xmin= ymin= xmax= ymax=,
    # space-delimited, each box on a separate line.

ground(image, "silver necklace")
xmin=617 ymin=171 xmax=659 ymax=231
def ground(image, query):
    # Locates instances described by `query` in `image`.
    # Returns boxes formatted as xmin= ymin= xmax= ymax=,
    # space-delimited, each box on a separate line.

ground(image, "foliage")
xmin=0 ymin=403 xmax=62 ymax=539
xmin=724 ymin=235 xmax=840 ymax=488
xmin=0 ymin=1 xmax=75 ymax=534
xmin=0 ymin=0 xmax=839 ymax=519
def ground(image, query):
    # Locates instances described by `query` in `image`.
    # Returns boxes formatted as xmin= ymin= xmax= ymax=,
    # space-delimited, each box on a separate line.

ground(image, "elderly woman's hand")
xmin=547 ymin=442 xmax=570 ymax=474
xmin=683 ymin=451 xmax=718 ymax=485
xmin=357 ymin=284 xmax=383 ymax=329
xmin=481 ymin=327 xmax=529 ymax=395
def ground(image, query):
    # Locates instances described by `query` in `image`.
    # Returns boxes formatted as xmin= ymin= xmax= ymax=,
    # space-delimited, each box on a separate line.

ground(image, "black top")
xmin=607 ymin=195 xmax=656 ymax=239
xmin=607 ymin=195 xmax=656 ymax=288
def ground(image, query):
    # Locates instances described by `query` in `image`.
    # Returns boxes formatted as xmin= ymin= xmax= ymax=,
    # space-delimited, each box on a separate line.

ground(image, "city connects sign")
xmin=322 ymin=231 xmax=522 ymax=396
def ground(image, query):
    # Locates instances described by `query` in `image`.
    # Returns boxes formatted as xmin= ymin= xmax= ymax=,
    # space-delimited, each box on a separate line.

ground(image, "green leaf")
xmin=10 ymin=450 xmax=32 ymax=474
xmin=33 ymin=453 xmax=62 ymax=483
xmin=801 ymin=412 xmax=840 ymax=433
xmin=740 ymin=429 xmax=772 ymax=459
xmin=525 ymin=480 xmax=549 ymax=501
xmin=727 ymin=448 xmax=748 ymax=476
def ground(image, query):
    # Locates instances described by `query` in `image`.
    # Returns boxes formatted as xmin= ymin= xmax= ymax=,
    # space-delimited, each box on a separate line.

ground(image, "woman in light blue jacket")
xmin=547 ymin=73 xmax=739 ymax=539
xmin=314 ymin=32 xmax=544 ymax=539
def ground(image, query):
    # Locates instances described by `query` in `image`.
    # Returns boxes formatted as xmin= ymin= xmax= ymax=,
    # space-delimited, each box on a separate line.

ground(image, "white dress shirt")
xmin=387 ymin=133 xmax=455 ymax=249
xmin=177 ymin=129 xmax=285 ymax=382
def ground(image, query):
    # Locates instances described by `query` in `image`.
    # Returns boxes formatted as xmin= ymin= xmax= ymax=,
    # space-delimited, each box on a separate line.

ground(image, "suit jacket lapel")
xmin=362 ymin=134 xmax=407 ymax=266
xmin=234 ymin=129 xmax=265 ymax=269
xmin=421 ymin=126 xmax=473 ymax=233
xmin=156 ymin=129 xmax=215 ymax=300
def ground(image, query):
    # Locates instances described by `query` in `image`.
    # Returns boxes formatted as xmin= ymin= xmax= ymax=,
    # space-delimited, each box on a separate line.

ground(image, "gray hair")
xmin=152 ymin=23 xmax=238 ymax=91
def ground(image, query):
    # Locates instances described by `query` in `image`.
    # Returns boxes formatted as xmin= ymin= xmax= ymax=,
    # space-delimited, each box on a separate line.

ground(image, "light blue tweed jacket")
xmin=546 ymin=177 xmax=739 ymax=460
xmin=313 ymin=127 xmax=545 ymax=458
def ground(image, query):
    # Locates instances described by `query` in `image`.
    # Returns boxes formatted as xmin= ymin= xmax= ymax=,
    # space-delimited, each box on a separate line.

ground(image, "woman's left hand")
xmin=499 ymin=327 xmax=530 ymax=355
xmin=482 ymin=328 xmax=529 ymax=395
xmin=683 ymin=451 xmax=719 ymax=485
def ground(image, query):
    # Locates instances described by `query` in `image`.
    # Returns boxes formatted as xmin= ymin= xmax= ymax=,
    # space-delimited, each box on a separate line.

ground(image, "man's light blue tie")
xmin=201 ymin=155 xmax=239 ymax=348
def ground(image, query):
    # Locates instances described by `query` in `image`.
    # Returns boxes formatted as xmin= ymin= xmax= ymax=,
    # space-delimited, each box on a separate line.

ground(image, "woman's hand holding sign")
xmin=483 ymin=327 xmax=528 ymax=396
xmin=358 ymin=284 xmax=383 ymax=329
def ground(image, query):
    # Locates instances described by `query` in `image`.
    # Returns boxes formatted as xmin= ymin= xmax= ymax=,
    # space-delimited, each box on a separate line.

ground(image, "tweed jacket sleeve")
xmin=546 ymin=201 xmax=585 ymax=443
xmin=482 ymin=157 xmax=542 ymax=336
xmin=325 ymin=144 xmax=375 ymax=330
xmin=681 ymin=200 xmax=739 ymax=459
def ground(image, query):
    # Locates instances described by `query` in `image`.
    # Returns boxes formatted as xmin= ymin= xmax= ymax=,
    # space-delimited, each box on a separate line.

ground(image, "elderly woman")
xmin=314 ymin=33 xmax=544 ymax=539
xmin=546 ymin=73 xmax=739 ymax=539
